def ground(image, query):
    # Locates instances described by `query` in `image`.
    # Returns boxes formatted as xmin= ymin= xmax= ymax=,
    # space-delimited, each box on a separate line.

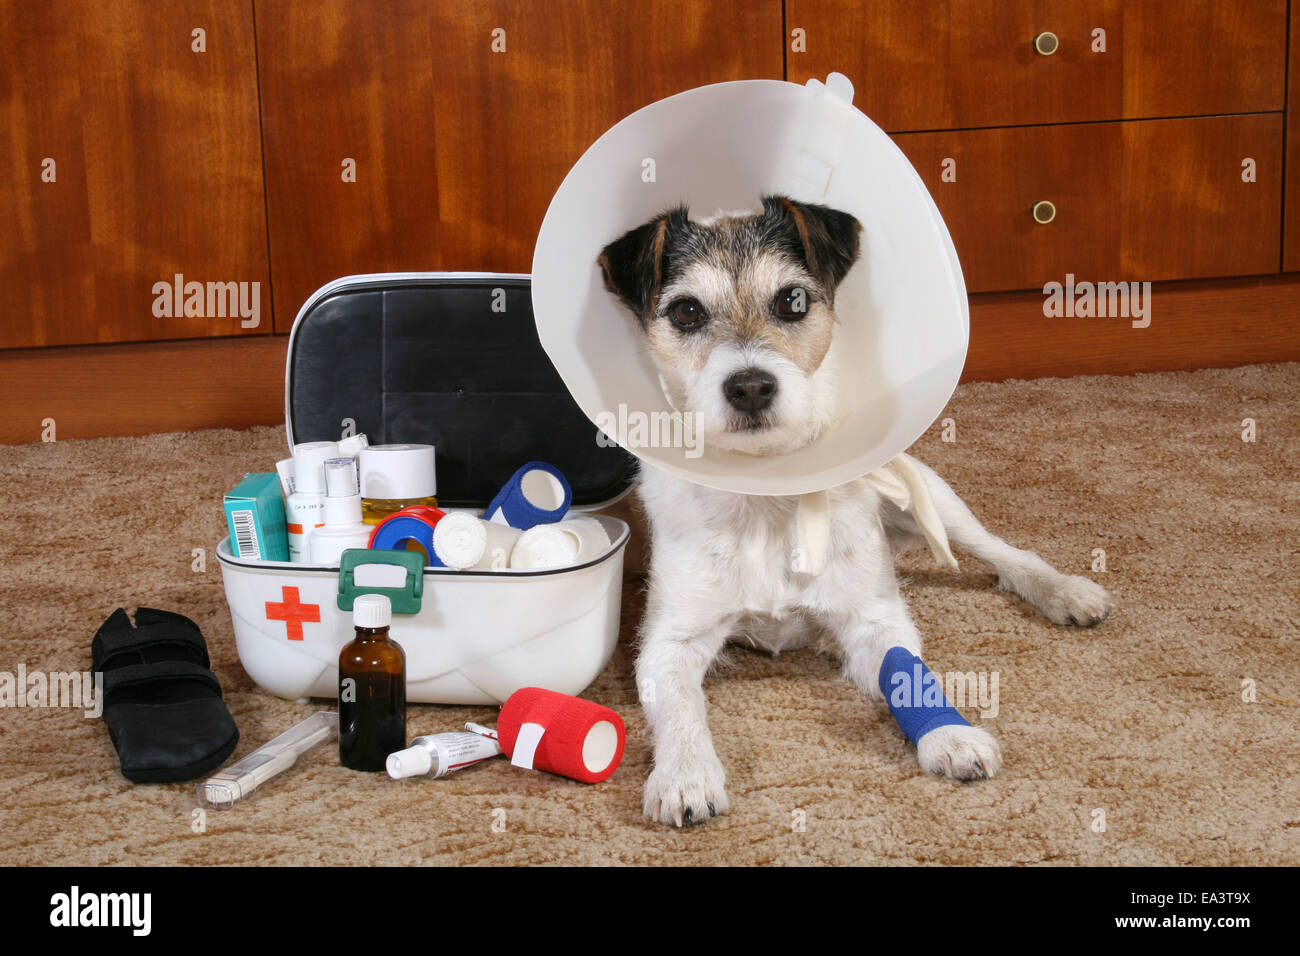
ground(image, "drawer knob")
xmin=1032 ymin=200 xmax=1056 ymax=224
xmin=1034 ymin=31 xmax=1059 ymax=56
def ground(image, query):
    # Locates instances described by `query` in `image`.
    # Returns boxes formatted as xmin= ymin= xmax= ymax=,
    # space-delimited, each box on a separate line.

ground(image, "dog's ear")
xmin=597 ymin=204 xmax=690 ymax=324
xmin=761 ymin=195 xmax=861 ymax=294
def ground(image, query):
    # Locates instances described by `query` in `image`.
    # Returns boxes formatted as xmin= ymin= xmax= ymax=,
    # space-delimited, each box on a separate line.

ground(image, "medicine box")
xmin=217 ymin=273 xmax=636 ymax=705
xmin=223 ymin=472 xmax=289 ymax=562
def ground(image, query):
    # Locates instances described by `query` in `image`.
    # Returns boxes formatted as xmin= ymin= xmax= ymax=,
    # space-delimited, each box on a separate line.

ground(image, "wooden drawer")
xmin=788 ymin=0 xmax=1287 ymax=131
xmin=893 ymin=114 xmax=1283 ymax=293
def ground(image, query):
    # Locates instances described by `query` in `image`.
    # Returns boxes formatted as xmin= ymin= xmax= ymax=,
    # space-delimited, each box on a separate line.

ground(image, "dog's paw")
xmin=643 ymin=753 xmax=730 ymax=827
xmin=1036 ymin=573 xmax=1113 ymax=627
xmin=917 ymin=724 xmax=1003 ymax=781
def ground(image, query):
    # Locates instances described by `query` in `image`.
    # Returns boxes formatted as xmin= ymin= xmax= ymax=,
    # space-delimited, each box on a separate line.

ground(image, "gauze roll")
xmin=510 ymin=516 xmax=610 ymax=570
xmin=484 ymin=461 xmax=572 ymax=530
xmin=432 ymin=512 xmax=522 ymax=570
xmin=510 ymin=526 xmax=576 ymax=569
xmin=559 ymin=516 xmax=610 ymax=557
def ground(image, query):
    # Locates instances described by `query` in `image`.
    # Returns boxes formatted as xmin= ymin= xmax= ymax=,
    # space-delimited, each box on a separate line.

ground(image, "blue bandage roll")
xmin=877 ymin=646 xmax=970 ymax=745
xmin=483 ymin=461 xmax=572 ymax=530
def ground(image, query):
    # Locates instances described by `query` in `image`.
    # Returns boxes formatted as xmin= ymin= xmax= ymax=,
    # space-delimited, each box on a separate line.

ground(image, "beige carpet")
xmin=1 ymin=363 xmax=1297 ymax=866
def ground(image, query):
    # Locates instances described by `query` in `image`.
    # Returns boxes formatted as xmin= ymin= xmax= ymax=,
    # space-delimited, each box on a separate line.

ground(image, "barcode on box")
xmin=232 ymin=509 xmax=259 ymax=558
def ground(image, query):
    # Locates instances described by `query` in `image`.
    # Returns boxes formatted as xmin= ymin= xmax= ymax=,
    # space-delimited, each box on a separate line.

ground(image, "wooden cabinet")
xmin=1 ymin=0 xmax=1297 ymax=441
xmin=895 ymin=115 xmax=1283 ymax=293
xmin=0 ymin=0 xmax=269 ymax=349
xmin=787 ymin=0 xmax=1287 ymax=132
xmin=1285 ymin=0 xmax=1300 ymax=271
xmin=255 ymin=0 xmax=783 ymax=332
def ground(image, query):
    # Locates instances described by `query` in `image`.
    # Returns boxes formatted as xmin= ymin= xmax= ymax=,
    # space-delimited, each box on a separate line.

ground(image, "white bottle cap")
xmin=387 ymin=746 xmax=432 ymax=779
xmin=359 ymin=444 xmax=437 ymax=499
xmin=353 ymin=594 xmax=391 ymax=628
xmin=324 ymin=457 xmax=359 ymax=498
xmin=337 ymin=433 xmax=370 ymax=456
xmin=292 ymin=441 xmax=340 ymax=495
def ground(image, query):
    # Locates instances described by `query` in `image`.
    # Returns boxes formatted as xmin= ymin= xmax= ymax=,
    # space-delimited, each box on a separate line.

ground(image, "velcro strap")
xmin=92 ymin=607 xmax=209 ymax=671
xmin=102 ymin=661 xmax=223 ymax=699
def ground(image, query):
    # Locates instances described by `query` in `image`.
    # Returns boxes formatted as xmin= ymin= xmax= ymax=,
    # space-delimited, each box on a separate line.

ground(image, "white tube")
xmin=275 ymin=458 xmax=296 ymax=497
xmin=432 ymin=512 xmax=521 ymax=570
xmin=387 ymin=731 xmax=504 ymax=779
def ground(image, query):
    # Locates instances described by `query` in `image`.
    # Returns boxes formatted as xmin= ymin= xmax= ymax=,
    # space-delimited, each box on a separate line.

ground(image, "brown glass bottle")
xmin=339 ymin=594 xmax=406 ymax=772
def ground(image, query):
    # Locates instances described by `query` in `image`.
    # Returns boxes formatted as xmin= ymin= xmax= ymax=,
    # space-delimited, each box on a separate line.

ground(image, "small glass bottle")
xmin=358 ymin=444 xmax=438 ymax=525
xmin=338 ymin=594 xmax=406 ymax=772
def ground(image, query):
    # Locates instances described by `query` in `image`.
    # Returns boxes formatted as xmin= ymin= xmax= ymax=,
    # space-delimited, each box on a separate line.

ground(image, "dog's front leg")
xmin=831 ymin=598 xmax=1003 ymax=782
xmin=636 ymin=601 xmax=734 ymax=827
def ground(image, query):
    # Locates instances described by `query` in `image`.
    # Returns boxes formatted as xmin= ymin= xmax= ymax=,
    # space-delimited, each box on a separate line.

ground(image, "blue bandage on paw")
xmin=483 ymin=461 xmax=572 ymax=530
xmin=878 ymin=646 xmax=970 ymax=746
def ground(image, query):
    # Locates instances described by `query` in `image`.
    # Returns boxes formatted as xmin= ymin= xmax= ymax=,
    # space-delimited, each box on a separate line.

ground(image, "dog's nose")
xmin=723 ymin=368 xmax=778 ymax=413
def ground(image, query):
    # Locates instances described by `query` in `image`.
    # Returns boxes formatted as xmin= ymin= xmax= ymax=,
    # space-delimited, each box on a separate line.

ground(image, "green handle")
xmin=337 ymin=549 xmax=424 ymax=615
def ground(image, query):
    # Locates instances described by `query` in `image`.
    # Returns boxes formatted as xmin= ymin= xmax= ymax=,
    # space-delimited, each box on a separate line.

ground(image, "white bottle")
xmin=309 ymin=457 xmax=373 ymax=565
xmin=284 ymin=441 xmax=337 ymax=561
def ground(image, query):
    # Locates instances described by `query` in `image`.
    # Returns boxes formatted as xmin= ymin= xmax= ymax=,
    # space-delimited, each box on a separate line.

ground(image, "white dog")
xmin=597 ymin=196 xmax=1113 ymax=827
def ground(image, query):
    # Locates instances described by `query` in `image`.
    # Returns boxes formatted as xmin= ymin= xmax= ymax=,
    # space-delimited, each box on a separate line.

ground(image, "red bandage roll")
xmin=496 ymin=687 xmax=626 ymax=783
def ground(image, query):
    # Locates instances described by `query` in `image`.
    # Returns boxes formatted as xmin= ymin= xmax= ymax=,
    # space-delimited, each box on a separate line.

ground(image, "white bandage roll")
xmin=509 ymin=517 xmax=611 ymax=570
xmin=561 ymin=516 xmax=610 ymax=558
xmin=432 ymin=512 xmax=521 ymax=570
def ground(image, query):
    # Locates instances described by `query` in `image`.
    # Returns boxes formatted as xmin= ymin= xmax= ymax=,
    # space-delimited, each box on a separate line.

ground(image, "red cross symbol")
xmin=265 ymin=586 xmax=320 ymax=641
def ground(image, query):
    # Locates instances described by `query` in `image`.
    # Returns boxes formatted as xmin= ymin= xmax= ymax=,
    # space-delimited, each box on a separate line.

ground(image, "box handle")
xmin=337 ymin=549 xmax=424 ymax=615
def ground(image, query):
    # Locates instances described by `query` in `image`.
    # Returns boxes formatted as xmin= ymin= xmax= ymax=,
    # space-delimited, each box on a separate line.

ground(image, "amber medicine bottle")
xmin=338 ymin=594 xmax=407 ymax=772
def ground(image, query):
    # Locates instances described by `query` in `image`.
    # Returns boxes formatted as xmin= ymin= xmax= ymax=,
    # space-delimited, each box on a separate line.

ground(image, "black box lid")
xmin=285 ymin=274 xmax=636 ymax=509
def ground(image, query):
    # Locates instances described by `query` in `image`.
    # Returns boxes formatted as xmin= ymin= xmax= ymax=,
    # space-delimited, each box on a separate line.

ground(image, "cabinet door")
xmin=787 ymin=0 xmax=1287 ymax=132
xmin=893 ymin=115 xmax=1283 ymax=293
xmin=255 ymin=0 xmax=783 ymax=331
xmin=0 ymin=0 xmax=269 ymax=348
xmin=1285 ymin=0 xmax=1300 ymax=271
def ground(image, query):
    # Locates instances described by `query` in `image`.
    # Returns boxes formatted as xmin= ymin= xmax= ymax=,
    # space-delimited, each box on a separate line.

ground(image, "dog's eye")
xmin=667 ymin=298 xmax=707 ymax=331
xmin=775 ymin=286 xmax=809 ymax=320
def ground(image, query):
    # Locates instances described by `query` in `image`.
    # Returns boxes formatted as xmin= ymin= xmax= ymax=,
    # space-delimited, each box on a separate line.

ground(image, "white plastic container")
xmin=217 ymin=517 xmax=628 ymax=704
xmin=217 ymin=273 xmax=636 ymax=705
